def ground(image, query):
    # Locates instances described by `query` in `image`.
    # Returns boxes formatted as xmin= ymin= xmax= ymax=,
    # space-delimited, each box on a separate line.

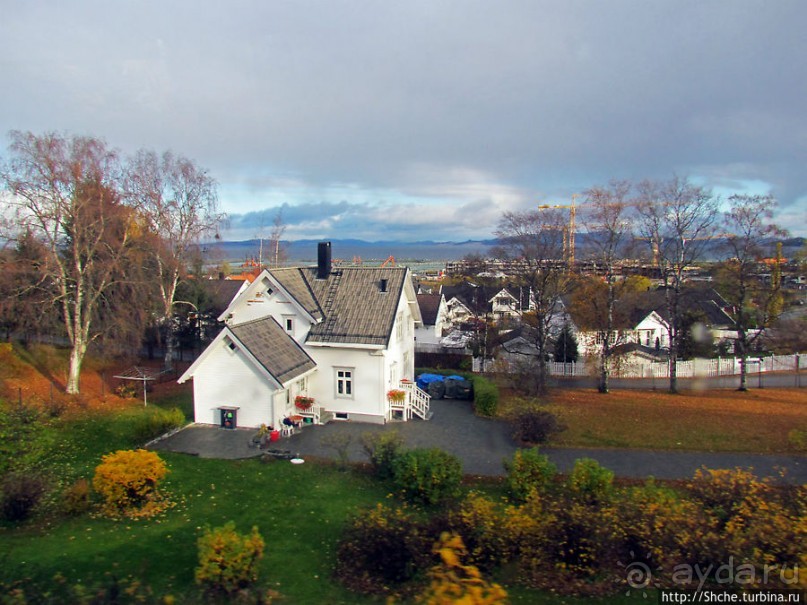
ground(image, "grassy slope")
xmin=2 ymin=455 xmax=392 ymax=605
xmin=499 ymin=388 xmax=807 ymax=452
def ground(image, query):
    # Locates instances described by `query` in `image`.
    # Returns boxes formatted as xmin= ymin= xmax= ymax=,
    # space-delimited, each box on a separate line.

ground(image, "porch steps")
xmin=398 ymin=380 xmax=431 ymax=421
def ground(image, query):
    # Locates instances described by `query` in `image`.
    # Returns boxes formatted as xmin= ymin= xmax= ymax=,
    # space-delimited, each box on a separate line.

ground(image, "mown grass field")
xmin=499 ymin=387 xmax=807 ymax=452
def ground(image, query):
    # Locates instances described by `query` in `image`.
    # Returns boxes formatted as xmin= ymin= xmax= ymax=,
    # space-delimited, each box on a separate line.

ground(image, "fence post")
xmin=797 ymin=354 xmax=801 ymax=388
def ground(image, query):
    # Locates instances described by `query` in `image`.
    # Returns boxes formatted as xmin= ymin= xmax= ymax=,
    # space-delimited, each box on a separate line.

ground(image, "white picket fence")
xmin=474 ymin=354 xmax=807 ymax=379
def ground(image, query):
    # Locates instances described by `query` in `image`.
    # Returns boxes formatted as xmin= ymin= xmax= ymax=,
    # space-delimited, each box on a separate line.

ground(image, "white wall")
xmin=224 ymin=275 xmax=313 ymax=343
xmin=306 ymin=346 xmax=386 ymax=421
xmin=192 ymin=341 xmax=278 ymax=429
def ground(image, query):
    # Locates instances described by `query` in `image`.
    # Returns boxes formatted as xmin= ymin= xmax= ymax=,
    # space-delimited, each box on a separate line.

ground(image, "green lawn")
xmin=0 ymin=389 xmax=651 ymax=604
xmin=2 ymin=452 xmax=648 ymax=604
xmin=2 ymin=454 xmax=393 ymax=604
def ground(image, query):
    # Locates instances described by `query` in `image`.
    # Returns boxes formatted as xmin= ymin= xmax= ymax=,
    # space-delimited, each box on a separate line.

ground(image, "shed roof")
xmin=229 ymin=316 xmax=316 ymax=384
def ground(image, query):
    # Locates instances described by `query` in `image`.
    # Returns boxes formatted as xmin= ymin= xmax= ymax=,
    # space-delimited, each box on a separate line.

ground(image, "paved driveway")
xmin=151 ymin=398 xmax=807 ymax=483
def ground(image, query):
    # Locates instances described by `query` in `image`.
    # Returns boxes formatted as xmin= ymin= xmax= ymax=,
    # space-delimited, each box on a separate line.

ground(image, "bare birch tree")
xmin=494 ymin=208 xmax=571 ymax=395
xmin=1 ymin=131 xmax=136 ymax=393
xmin=719 ymin=194 xmax=786 ymax=390
xmin=635 ymin=176 xmax=718 ymax=393
xmin=582 ymin=180 xmax=635 ymax=393
xmin=268 ymin=209 xmax=287 ymax=268
xmin=126 ymin=150 xmax=223 ymax=371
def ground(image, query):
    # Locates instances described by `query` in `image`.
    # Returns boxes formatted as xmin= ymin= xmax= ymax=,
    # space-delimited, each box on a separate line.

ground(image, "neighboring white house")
xmin=179 ymin=243 xmax=430 ymax=429
xmin=575 ymin=310 xmax=670 ymax=357
xmin=415 ymin=293 xmax=447 ymax=344
xmin=572 ymin=287 xmax=736 ymax=358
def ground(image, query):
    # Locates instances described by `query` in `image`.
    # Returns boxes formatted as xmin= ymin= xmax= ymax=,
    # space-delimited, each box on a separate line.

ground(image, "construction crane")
xmin=537 ymin=194 xmax=577 ymax=267
xmin=380 ymin=255 xmax=396 ymax=268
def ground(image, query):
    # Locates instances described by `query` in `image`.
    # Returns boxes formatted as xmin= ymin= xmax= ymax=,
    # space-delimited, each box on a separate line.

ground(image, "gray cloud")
xmin=2 ymin=0 xmax=805 ymax=238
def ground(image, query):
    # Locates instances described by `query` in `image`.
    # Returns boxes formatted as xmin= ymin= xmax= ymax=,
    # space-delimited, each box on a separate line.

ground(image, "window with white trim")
xmin=396 ymin=312 xmax=404 ymax=341
xmin=335 ymin=368 xmax=354 ymax=399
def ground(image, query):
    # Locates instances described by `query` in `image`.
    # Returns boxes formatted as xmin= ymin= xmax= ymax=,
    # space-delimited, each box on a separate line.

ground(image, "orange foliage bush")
xmin=92 ymin=449 xmax=169 ymax=518
xmin=416 ymin=532 xmax=508 ymax=605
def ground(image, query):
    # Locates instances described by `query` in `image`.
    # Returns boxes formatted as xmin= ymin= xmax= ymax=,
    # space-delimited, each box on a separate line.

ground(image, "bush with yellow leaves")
xmin=445 ymin=492 xmax=513 ymax=573
xmin=416 ymin=532 xmax=508 ymax=605
xmin=92 ymin=449 xmax=169 ymax=518
xmin=195 ymin=522 xmax=265 ymax=596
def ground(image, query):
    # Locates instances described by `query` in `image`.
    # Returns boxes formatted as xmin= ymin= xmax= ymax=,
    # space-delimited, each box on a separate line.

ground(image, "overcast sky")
xmin=2 ymin=0 xmax=806 ymax=241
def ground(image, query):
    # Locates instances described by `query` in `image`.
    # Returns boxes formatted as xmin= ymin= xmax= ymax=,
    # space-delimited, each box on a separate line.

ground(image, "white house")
xmin=414 ymin=293 xmax=448 ymax=344
xmin=572 ymin=287 xmax=735 ymax=358
xmin=179 ymin=243 xmax=430 ymax=429
xmin=575 ymin=310 xmax=670 ymax=357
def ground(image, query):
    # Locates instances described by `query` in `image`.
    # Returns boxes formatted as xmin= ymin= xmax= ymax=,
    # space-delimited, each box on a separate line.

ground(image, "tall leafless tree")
xmin=2 ymin=131 xmax=137 ymax=393
xmin=494 ymin=208 xmax=571 ymax=395
xmin=719 ymin=194 xmax=786 ymax=390
xmin=582 ymin=180 xmax=635 ymax=393
xmin=269 ymin=209 xmax=287 ymax=268
xmin=126 ymin=150 xmax=223 ymax=371
xmin=635 ymin=176 xmax=719 ymax=393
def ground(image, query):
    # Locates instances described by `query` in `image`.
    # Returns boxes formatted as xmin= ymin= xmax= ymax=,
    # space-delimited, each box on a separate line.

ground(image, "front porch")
xmin=387 ymin=379 xmax=432 ymax=422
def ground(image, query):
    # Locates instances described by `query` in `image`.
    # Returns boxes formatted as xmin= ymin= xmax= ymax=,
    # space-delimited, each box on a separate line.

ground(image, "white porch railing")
xmin=295 ymin=405 xmax=322 ymax=425
xmin=396 ymin=380 xmax=431 ymax=421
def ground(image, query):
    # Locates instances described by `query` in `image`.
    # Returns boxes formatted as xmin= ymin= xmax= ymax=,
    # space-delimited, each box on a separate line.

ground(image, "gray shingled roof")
xmin=269 ymin=267 xmax=408 ymax=346
xmin=229 ymin=317 xmax=316 ymax=384
xmin=268 ymin=268 xmax=323 ymax=321
xmin=417 ymin=293 xmax=442 ymax=325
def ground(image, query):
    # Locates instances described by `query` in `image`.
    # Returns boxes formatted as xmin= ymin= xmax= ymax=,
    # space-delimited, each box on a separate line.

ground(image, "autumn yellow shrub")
xmin=446 ymin=492 xmax=512 ymax=572
xmin=195 ymin=522 xmax=265 ymax=596
xmin=687 ymin=467 xmax=758 ymax=528
xmin=416 ymin=532 xmax=508 ymax=605
xmin=92 ymin=449 xmax=168 ymax=518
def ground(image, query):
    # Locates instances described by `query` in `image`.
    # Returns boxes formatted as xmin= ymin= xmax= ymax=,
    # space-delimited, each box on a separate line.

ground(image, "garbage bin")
xmin=270 ymin=429 xmax=280 ymax=442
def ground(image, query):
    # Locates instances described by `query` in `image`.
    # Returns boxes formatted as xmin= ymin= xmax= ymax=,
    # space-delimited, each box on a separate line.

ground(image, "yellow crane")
xmin=537 ymin=194 xmax=578 ymax=267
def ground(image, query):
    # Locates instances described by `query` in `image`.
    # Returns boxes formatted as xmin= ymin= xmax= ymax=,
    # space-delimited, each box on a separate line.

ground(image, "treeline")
xmin=0 ymin=131 xmax=224 ymax=394
xmin=490 ymin=178 xmax=791 ymax=394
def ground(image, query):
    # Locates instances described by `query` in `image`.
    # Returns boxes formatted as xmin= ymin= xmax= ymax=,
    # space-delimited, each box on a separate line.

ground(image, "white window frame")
xmin=335 ymin=368 xmax=354 ymax=399
xmin=396 ymin=312 xmax=404 ymax=342
xmin=283 ymin=315 xmax=295 ymax=334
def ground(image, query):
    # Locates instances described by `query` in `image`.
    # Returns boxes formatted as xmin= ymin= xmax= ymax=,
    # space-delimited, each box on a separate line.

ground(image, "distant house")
xmin=415 ymin=292 xmax=447 ymax=344
xmin=441 ymin=282 xmax=534 ymax=328
xmin=572 ymin=286 xmax=737 ymax=357
xmin=179 ymin=243 xmax=430 ymax=429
